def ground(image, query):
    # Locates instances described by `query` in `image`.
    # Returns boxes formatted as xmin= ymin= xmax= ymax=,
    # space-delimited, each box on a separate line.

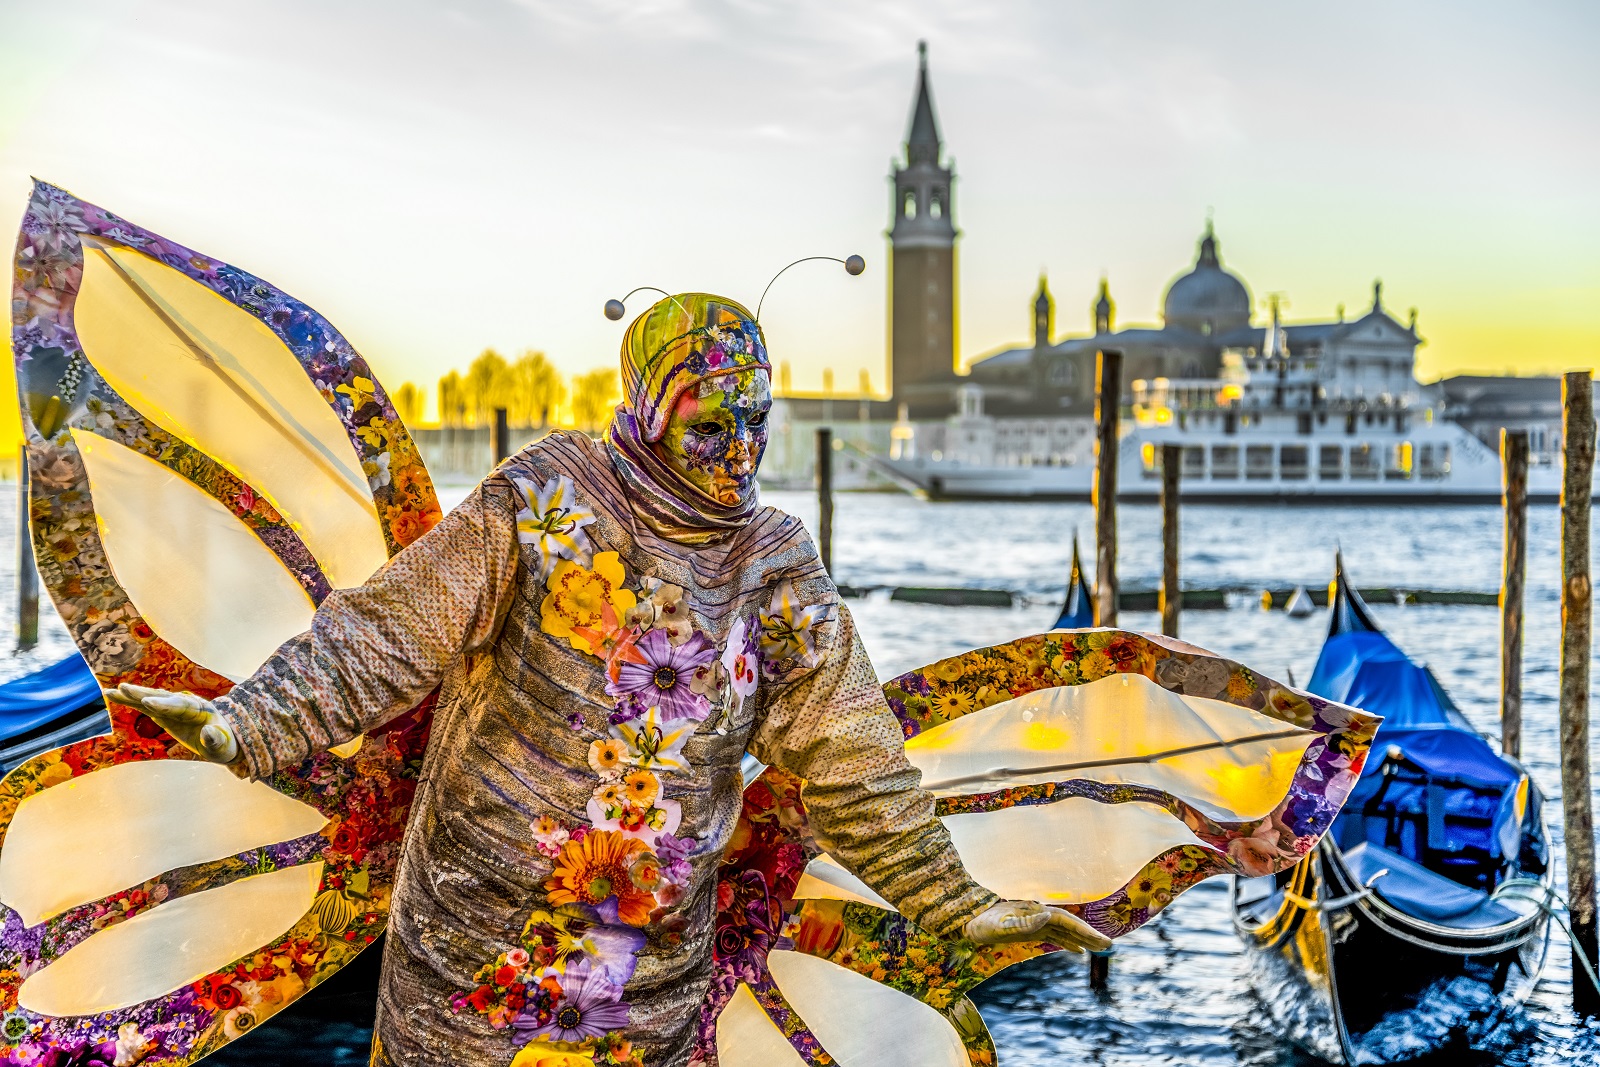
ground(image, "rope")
xmin=1282 ymin=867 xmax=1388 ymax=913
xmin=1493 ymin=878 xmax=1600 ymax=996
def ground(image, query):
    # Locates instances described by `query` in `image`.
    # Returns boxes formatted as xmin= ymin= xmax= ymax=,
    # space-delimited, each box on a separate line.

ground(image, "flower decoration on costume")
xmin=609 ymin=707 xmax=692 ymax=773
xmin=512 ymin=959 xmax=631 ymax=1045
xmin=605 ymin=628 xmax=716 ymax=723
xmin=625 ymin=578 xmax=693 ymax=645
xmin=513 ymin=474 xmax=598 ymax=580
xmin=541 ymin=553 xmax=637 ymax=656
xmin=757 ymin=581 xmax=827 ymax=673
xmin=720 ymin=616 xmax=760 ymax=709
xmin=544 ymin=830 xmax=656 ymax=927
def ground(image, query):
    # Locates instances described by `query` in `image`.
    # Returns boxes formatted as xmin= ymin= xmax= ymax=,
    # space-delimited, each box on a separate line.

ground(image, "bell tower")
xmin=889 ymin=41 xmax=958 ymax=405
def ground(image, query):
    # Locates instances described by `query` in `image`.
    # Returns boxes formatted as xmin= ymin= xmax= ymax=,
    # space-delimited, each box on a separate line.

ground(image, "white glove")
xmin=106 ymin=683 xmax=238 ymax=764
xmin=964 ymin=899 xmax=1112 ymax=953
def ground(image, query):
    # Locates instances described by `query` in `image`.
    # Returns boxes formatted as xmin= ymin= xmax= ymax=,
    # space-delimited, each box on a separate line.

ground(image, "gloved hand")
xmin=106 ymin=683 xmax=238 ymax=764
xmin=964 ymin=898 xmax=1112 ymax=953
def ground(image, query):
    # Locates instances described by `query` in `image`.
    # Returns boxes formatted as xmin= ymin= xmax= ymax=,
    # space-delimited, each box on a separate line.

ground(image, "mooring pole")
xmin=1559 ymin=370 xmax=1598 ymax=1014
xmin=1160 ymin=442 xmax=1181 ymax=638
xmin=1500 ymin=429 xmax=1528 ymax=759
xmin=816 ymin=427 xmax=834 ymax=575
xmin=1088 ymin=947 xmax=1112 ymax=992
xmin=492 ymin=406 xmax=510 ymax=467
xmin=17 ymin=457 xmax=37 ymax=651
xmin=1092 ymin=349 xmax=1122 ymax=627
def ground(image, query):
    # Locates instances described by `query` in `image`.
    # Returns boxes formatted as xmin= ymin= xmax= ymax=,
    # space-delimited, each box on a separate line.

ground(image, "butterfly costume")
xmin=1 ymin=182 xmax=1379 ymax=1067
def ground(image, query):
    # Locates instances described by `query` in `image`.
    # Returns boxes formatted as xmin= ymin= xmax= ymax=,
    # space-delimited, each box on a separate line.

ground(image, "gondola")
xmin=0 ymin=653 xmax=109 ymax=773
xmin=1054 ymin=532 xmax=1093 ymax=628
xmin=1231 ymin=554 xmax=1552 ymax=1064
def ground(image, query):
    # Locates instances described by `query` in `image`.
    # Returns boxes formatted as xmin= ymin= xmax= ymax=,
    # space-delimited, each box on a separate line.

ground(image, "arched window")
xmin=903 ymin=191 xmax=917 ymax=219
xmin=930 ymin=196 xmax=943 ymax=219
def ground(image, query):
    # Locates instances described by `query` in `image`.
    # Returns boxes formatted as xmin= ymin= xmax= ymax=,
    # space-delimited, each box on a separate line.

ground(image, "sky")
xmin=2 ymin=0 xmax=1597 ymax=423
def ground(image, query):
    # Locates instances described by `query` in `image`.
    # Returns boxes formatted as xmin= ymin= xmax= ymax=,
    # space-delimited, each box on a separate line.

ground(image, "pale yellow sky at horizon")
xmin=2 ymin=0 xmax=1596 ymax=425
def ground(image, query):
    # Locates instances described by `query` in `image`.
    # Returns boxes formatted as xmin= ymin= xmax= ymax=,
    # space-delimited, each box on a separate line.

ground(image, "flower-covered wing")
xmin=701 ymin=632 xmax=1379 ymax=1066
xmin=1 ymin=182 xmax=443 ymax=1064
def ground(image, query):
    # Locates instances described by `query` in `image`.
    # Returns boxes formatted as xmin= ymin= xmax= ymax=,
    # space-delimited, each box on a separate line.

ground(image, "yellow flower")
xmin=510 ymin=1041 xmax=595 ymax=1067
xmin=335 ymin=376 xmax=377 ymax=409
xmin=1079 ymin=649 xmax=1113 ymax=680
xmin=932 ymin=690 xmax=976 ymax=718
xmin=593 ymin=781 xmax=624 ymax=809
xmin=587 ymin=738 xmax=626 ymax=779
xmin=1226 ymin=669 xmax=1257 ymax=702
xmin=622 ymin=769 xmax=660 ymax=808
xmin=540 ymin=552 xmax=636 ymax=655
xmin=930 ymin=657 xmax=967 ymax=683
xmin=1126 ymin=864 xmax=1174 ymax=908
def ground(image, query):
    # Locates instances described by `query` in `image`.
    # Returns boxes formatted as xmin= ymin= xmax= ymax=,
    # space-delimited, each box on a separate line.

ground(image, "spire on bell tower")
xmin=1094 ymin=277 xmax=1115 ymax=335
xmin=888 ymin=41 xmax=959 ymax=404
xmin=1033 ymin=273 xmax=1054 ymax=349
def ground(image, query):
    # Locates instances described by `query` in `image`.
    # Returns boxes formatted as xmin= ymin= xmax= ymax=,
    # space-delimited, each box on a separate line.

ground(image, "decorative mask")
xmin=656 ymin=371 xmax=772 ymax=506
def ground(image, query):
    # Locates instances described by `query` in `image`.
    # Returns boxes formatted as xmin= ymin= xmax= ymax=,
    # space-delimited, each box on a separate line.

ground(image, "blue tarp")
xmin=0 ymin=655 xmax=102 ymax=743
xmin=1311 ymin=618 xmax=1525 ymax=869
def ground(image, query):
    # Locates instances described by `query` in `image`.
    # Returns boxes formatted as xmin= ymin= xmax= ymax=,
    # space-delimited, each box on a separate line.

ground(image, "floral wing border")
xmin=0 ymin=181 xmax=443 ymax=1067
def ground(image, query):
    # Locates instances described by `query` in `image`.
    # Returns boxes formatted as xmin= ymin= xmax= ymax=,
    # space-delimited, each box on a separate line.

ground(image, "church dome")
xmin=1162 ymin=224 xmax=1251 ymax=335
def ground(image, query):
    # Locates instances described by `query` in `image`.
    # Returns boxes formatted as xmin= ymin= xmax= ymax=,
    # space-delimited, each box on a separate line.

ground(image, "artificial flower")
xmin=541 ymin=553 xmax=636 ymax=656
xmin=586 ymin=795 xmax=682 ymax=846
xmin=521 ymin=901 xmax=645 ymax=984
xmin=757 ymin=580 xmax=827 ymax=669
xmin=512 ymin=959 xmax=630 ymax=1045
xmin=509 ymin=1041 xmax=596 ymax=1067
xmin=544 ymin=831 xmax=655 ymax=926
xmin=625 ymin=578 xmax=692 ymax=645
xmin=621 ymin=769 xmax=659 ymax=808
xmin=720 ymin=616 xmax=759 ymax=702
xmin=587 ymin=738 xmax=626 ymax=779
xmin=608 ymin=706 xmax=692 ymax=773
xmin=512 ymin=474 xmax=597 ymax=580
xmin=605 ymin=628 xmax=716 ymax=723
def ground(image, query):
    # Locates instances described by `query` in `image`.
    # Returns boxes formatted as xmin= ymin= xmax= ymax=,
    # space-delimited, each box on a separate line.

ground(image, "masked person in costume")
xmin=111 ymin=292 xmax=1110 ymax=1067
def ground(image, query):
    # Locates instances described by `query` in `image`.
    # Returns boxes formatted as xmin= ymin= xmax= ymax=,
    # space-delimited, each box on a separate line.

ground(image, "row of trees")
xmin=391 ymin=350 xmax=622 ymax=433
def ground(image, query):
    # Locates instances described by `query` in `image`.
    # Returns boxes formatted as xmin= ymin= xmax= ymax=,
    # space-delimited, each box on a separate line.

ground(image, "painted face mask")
xmin=656 ymin=371 xmax=772 ymax=506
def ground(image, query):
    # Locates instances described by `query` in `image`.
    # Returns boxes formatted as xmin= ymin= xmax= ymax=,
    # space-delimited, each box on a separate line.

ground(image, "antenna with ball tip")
xmin=756 ymin=255 xmax=866 ymax=321
xmin=603 ymin=287 xmax=674 ymax=322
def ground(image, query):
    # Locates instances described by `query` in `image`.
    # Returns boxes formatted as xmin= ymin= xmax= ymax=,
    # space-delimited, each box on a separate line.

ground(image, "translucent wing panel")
xmin=74 ymin=430 xmax=316 ymax=682
xmin=18 ymin=863 xmax=323 ymax=1016
xmin=715 ymin=984 xmax=808 ymax=1067
xmin=74 ymin=240 xmax=388 ymax=590
xmin=766 ymin=951 xmax=969 ymax=1067
xmin=905 ymin=673 xmax=1316 ymax=821
xmin=0 ymin=759 xmax=327 ymax=926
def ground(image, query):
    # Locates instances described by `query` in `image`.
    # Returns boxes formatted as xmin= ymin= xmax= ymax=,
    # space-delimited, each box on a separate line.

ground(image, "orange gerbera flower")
xmin=543 ymin=830 xmax=654 ymax=926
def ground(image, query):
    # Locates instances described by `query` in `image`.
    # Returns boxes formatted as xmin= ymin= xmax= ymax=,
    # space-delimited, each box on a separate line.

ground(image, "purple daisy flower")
xmin=513 ymin=960 xmax=631 ymax=1043
xmin=607 ymin=628 xmax=716 ymax=723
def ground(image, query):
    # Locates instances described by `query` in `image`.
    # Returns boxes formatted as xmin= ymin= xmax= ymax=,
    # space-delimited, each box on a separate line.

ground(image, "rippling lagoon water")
xmin=1 ymin=483 xmax=1594 ymax=1064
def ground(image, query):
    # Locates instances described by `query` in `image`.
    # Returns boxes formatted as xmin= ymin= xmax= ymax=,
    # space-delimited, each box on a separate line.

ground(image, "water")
xmin=2 ymin=482 xmax=1596 ymax=1064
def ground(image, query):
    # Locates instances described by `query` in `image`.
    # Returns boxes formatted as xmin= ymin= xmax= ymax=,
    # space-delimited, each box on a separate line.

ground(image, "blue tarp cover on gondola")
xmin=0 ymin=655 xmax=102 ymax=743
xmin=1310 ymin=586 xmax=1526 ymax=874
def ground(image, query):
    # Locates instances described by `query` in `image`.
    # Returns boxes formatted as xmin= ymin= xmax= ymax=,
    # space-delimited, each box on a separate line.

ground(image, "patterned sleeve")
xmin=217 ymin=473 xmax=522 ymax=779
xmin=746 ymin=601 xmax=1000 ymax=940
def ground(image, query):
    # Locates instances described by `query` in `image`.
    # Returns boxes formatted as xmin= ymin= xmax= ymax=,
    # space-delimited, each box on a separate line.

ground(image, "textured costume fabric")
xmin=216 ymin=431 xmax=997 ymax=1067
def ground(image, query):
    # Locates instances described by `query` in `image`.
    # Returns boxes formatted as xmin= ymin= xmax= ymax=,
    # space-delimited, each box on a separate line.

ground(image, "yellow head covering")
xmin=619 ymin=293 xmax=769 ymax=441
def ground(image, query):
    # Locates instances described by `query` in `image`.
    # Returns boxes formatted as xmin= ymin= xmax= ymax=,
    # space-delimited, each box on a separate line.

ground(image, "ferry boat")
xmin=881 ymin=305 xmax=1562 ymax=503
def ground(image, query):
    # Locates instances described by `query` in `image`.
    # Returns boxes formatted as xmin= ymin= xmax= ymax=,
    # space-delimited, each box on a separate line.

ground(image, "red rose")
xmin=466 ymin=985 xmax=494 ymax=1012
xmin=494 ymin=965 xmax=517 ymax=987
xmin=212 ymin=982 xmax=241 ymax=1010
xmin=331 ymin=823 xmax=361 ymax=854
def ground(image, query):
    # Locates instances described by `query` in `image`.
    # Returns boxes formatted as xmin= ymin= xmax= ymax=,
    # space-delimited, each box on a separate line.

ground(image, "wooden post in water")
xmin=816 ymin=427 xmax=834 ymax=575
xmin=1559 ymin=370 xmax=1599 ymax=1014
xmin=1092 ymin=349 xmax=1122 ymax=627
xmin=492 ymin=407 xmax=510 ymax=467
xmin=1160 ymin=443 xmax=1181 ymax=638
xmin=16 ymin=458 xmax=37 ymax=651
xmin=1500 ymin=429 xmax=1528 ymax=758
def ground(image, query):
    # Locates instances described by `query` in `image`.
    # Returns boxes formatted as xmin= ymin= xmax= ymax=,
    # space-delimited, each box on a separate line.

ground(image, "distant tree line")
xmin=392 ymin=349 xmax=622 ymax=434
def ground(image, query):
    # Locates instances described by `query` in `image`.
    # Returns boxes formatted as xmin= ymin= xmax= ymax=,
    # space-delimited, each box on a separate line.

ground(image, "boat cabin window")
xmin=1387 ymin=442 xmax=1413 ymax=480
xmin=1246 ymin=445 xmax=1274 ymax=480
xmin=1211 ymin=445 xmax=1239 ymax=479
xmin=1350 ymin=444 xmax=1378 ymax=480
xmin=1318 ymin=445 xmax=1342 ymax=479
xmin=1280 ymin=445 xmax=1309 ymax=480
xmin=1182 ymin=446 xmax=1205 ymax=480
xmin=1418 ymin=443 xmax=1451 ymax=478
